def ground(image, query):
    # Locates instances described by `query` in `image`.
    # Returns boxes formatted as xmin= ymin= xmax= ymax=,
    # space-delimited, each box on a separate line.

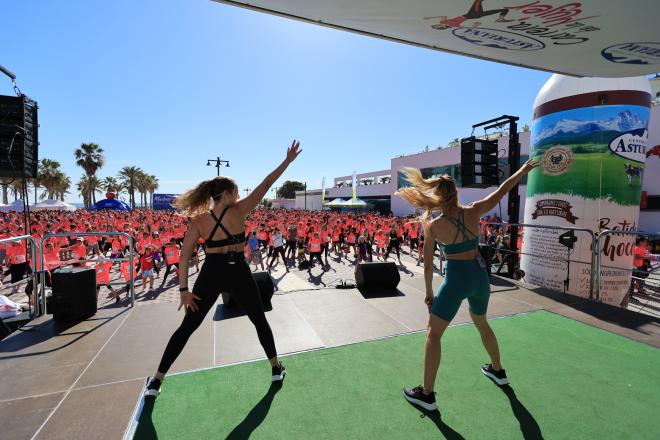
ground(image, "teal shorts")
xmin=431 ymin=259 xmax=490 ymax=321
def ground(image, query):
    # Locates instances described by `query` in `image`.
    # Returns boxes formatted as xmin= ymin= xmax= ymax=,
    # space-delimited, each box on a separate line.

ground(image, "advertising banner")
xmin=214 ymin=0 xmax=660 ymax=77
xmin=152 ymin=194 xmax=179 ymax=210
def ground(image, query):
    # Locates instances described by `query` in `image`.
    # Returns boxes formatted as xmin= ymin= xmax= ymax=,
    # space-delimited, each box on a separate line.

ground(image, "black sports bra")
xmin=206 ymin=207 xmax=246 ymax=249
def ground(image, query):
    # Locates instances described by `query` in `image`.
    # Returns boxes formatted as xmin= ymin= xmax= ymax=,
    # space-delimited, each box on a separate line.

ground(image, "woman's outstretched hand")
xmin=286 ymin=140 xmax=302 ymax=164
xmin=520 ymin=159 xmax=540 ymax=175
xmin=178 ymin=290 xmax=201 ymax=313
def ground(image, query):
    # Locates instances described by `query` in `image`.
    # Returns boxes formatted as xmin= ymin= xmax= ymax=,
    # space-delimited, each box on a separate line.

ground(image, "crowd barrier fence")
xmin=0 ymin=235 xmax=41 ymax=318
xmin=39 ymin=232 xmax=136 ymax=313
xmin=480 ymin=222 xmax=597 ymax=300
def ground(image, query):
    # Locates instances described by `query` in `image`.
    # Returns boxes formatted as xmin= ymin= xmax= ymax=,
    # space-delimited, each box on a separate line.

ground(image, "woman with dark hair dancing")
xmin=144 ymin=140 xmax=302 ymax=397
xmin=400 ymin=159 xmax=538 ymax=411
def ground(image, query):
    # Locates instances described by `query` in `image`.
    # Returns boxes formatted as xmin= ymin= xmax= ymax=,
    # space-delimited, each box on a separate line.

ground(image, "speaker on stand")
xmin=0 ymin=94 xmax=38 ymax=178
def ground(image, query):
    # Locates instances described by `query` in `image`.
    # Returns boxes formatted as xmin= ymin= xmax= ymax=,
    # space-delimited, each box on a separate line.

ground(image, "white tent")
xmin=336 ymin=198 xmax=367 ymax=208
xmin=324 ymin=198 xmax=346 ymax=206
xmin=0 ymin=199 xmax=27 ymax=212
xmin=31 ymin=199 xmax=77 ymax=212
xmin=213 ymin=1 xmax=660 ymax=78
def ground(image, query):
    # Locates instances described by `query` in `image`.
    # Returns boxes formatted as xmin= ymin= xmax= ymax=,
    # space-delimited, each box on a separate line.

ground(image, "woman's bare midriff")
xmin=205 ymin=244 xmax=245 ymax=255
xmin=444 ymin=249 xmax=479 ymax=260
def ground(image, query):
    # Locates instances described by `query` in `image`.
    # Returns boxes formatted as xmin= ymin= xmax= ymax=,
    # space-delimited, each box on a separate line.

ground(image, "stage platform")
xmin=1 ymin=256 xmax=659 ymax=439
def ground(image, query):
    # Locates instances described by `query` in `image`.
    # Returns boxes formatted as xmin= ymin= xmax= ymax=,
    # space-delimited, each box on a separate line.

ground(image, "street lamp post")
xmin=243 ymin=188 xmax=250 ymax=198
xmin=304 ymin=182 xmax=307 ymax=210
xmin=206 ymin=157 xmax=230 ymax=176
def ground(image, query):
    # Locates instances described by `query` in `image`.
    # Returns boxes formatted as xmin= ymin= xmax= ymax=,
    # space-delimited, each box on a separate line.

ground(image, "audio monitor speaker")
xmin=221 ymin=271 xmax=274 ymax=310
xmin=50 ymin=267 xmax=97 ymax=322
xmin=355 ymin=262 xmax=400 ymax=295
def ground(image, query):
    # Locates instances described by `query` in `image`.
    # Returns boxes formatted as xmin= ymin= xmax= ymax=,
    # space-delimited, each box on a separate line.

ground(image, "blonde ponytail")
xmin=395 ymin=167 xmax=459 ymax=221
xmin=173 ymin=176 xmax=236 ymax=216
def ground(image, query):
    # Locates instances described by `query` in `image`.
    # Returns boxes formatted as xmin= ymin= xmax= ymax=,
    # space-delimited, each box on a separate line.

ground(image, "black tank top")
xmin=205 ymin=207 xmax=246 ymax=249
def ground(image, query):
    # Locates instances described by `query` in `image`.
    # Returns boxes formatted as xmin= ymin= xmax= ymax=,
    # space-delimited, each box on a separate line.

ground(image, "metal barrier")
xmin=480 ymin=222 xmax=597 ymax=300
xmin=0 ymin=235 xmax=41 ymax=318
xmin=39 ymin=232 xmax=136 ymax=313
xmin=595 ymin=230 xmax=660 ymax=304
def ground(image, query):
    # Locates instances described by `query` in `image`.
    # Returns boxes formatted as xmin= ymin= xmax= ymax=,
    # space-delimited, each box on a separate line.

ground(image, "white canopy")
xmin=0 ymin=199 xmax=27 ymax=212
xmin=325 ymin=198 xmax=347 ymax=206
xmin=31 ymin=199 xmax=77 ymax=212
xmin=338 ymin=198 xmax=367 ymax=207
xmin=213 ymin=0 xmax=660 ymax=77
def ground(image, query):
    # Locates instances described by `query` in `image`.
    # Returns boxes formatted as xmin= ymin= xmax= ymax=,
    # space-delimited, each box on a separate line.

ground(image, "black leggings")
xmin=157 ymin=254 xmax=277 ymax=374
xmin=160 ymin=263 xmax=179 ymax=287
xmin=309 ymin=252 xmax=323 ymax=265
xmin=269 ymin=246 xmax=286 ymax=266
xmin=385 ymin=242 xmax=400 ymax=260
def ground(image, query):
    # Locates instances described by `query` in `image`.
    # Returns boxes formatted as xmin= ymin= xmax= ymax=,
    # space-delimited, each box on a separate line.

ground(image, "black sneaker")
xmin=403 ymin=385 xmax=437 ymax=411
xmin=272 ymin=362 xmax=286 ymax=382
xmin=144 ymin=377 xmax=162 ymax=397
xmin=481 ymin=364 xmax=509 ymax=385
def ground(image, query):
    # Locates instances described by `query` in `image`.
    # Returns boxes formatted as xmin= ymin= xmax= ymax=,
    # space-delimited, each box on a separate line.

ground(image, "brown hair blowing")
xmin=396 ymin=168 xmax=460 ymax=220
xmin=173 ymin=176 xmax=237 ymax=216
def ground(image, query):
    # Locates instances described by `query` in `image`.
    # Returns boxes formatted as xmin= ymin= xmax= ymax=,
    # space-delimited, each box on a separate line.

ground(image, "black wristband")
xmin=179 ymin=287 xmax=188 ymax=292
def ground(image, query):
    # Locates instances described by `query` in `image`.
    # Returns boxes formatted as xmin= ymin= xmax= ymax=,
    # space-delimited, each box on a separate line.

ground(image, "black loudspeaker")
xmin=355 ymin=262 xmax=400 ymax=294
xmin=50 ymin=267 xmax=97 ymax=322
xmin=460 ymin=137 xmax=499 ymax=188
xmin=222 ymin=271 xmax=275 ymax=310
xmin=0 ymin=95 xmax=38 ymax=178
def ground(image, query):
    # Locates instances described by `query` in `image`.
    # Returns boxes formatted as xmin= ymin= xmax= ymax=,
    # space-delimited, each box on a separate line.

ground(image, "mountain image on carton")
xmin=533 ymin=110 xmax=647 ymax=146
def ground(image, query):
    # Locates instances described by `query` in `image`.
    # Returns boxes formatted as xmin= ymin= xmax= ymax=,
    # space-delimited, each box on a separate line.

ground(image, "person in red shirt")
xmin=6 ymin=240 xmax=29 ymax=297
xmin=631 ymin=238 xmax=660 ymax=299
xmin=150 ymin=231 xmax=164 ymax=274
xmin=120 ymin=259 xmax=138 ymax=300
xmin=139 ymin=245 xmax=156 ymax=292
xmin=69 ymin=237 xmax=87 ymax=266
xmin=160 ymin=238 xmax=181 ymax=288
xmin=308 ymin=232 xmax=324 ymax=268
xmin=86 ymin=229 xmax=101 ymax=256
xmin=95 ymin=257 xmax=116 ymax=302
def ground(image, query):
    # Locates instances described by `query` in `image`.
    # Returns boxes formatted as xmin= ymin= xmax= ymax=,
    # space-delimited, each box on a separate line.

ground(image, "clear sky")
xmin=0 ymin=0 xmax=551 ymax=203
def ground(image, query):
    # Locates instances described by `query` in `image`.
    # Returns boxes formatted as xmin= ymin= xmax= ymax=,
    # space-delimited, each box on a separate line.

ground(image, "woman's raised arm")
xmin=236 ymin=140 xmax=302 ymax=215
xmin=471 ymin=159 xmax=540 ymax=217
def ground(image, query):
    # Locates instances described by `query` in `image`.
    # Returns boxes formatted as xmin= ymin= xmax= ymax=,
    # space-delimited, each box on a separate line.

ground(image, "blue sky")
xmin=0 ymin=0 xmax=550 ymax=202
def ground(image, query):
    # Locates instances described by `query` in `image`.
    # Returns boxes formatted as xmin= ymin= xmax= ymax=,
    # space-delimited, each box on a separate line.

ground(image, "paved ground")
xmin=1 ymin=247 xmax=659 ymax=439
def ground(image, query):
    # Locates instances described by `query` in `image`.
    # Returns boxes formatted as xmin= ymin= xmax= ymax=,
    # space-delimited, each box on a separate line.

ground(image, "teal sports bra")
xmin=438 ymin=209 xmax=479 ymax=255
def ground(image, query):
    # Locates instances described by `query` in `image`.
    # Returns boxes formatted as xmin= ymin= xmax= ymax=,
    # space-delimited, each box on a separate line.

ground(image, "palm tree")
xmin=134 ymin=170 xmax=148 ymax=208
xmin=37 ymin=158 xmax=62 ymax=200
xmin=102 ymin=176 xmax=120 ymax=193
xmin=74 ymin=142 xmax=104 ymax=207
xmin=10 ymin=179 xmax=26 ymax=203
xmin=77 ymin=175 xmax=90 ymax=208
xmin=89 ymin=175 xmax=103 ymax=204
xmin=0 ymin=177 xmax=12 ymax=204
xmin=53 ymin=173 xmax=71 ymax=202
xmin=145 ymin=174 xmax=159 ymax=208
xmin=119 ymin=166 xmax=142 ymax=209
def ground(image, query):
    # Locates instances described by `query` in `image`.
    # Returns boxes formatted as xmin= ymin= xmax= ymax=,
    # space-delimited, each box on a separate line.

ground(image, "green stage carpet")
xmin=134 ymin=310 xmax=660 ymax=439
